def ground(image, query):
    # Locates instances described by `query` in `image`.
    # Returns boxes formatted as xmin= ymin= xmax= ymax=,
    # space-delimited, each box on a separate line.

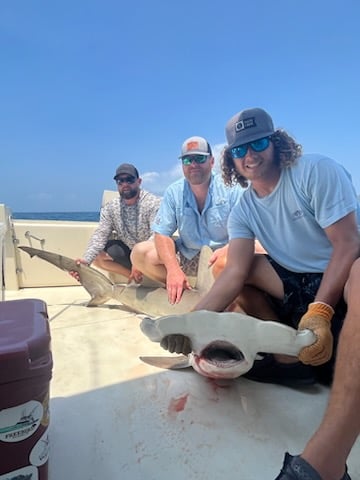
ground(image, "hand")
xmin=298 ymin=302 xmax=334 ymax=366
xmin=69 ymin=258 xmax=89 ymax=282
xmin=128 ymin=267 xmax=143 ymax=284
xmin=166 ymin=268 xmax=192 ymax=305
xmin=209 ymin=245 xmax=227 ymax=278
xmin=160 ymin=335 xmax=192 ymax=355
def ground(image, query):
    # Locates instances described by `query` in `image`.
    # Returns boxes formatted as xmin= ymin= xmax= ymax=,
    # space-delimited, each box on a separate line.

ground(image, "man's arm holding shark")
xmin=154 ymin=233 xmax=192 ymax=305
xmin=161 ymin=238 xmax=255 ymax=353
xmin=193 ymin=238 xmax=254 ymax=311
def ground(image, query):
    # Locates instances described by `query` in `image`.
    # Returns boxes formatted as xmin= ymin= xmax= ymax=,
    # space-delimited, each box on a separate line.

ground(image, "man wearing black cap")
xmin=72 ymin=163 xmax=161 ymax=282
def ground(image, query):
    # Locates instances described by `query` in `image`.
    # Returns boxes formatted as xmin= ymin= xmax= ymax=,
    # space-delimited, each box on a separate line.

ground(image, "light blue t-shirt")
xmin=228 ymin=154 xmax=360 ymax=273
xmin=152 ymin=174 xmax=243 ymax=259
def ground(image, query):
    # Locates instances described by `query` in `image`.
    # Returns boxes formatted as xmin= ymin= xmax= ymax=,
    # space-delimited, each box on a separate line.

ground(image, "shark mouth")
xmin=200 ymin=341 xmax=245 ymax=366
xmin=191 ymin=340 xmax=248 ymax=379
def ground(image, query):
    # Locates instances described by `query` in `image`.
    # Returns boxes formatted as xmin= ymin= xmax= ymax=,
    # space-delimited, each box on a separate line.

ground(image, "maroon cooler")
xmin=0 ymin=299 xmax=53 ymax=480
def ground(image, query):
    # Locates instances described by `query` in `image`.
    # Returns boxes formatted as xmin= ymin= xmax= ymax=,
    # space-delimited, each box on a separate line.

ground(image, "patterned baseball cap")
xmin=179 ymin=136 xmax=212 ymax=158
xmin=225 ymin=108 xmax=275 ymax=149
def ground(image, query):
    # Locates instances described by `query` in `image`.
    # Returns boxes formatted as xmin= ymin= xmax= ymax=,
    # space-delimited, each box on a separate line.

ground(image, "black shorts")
xmin=266 ymin=256 xmax=347 ymax=384
xmin=104 ymin=240 xmax=132 ymax=270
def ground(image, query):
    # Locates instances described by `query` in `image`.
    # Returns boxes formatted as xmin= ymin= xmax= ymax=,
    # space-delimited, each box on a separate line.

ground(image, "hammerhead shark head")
xmin=140 ymin=311 xmax=316 ymax=379
xmin=19 ymin=245 xmax=215 ymax=317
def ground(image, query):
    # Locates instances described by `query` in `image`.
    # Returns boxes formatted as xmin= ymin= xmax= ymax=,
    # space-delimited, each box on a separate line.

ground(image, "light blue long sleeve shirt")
xmin=152 ymin=174 xmax=243 ymax=259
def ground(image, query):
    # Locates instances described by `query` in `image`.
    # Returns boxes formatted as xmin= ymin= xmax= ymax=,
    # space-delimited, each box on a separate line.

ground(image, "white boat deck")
xmin=4 ymin=286 xmax=360 ymax=479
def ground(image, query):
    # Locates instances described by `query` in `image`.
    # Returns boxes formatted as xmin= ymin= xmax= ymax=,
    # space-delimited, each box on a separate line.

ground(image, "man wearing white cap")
xmin=131 ymin=136 xmax=252 ymax=304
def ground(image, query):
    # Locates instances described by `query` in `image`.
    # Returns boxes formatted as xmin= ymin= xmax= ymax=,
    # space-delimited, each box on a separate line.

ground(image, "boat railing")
xmin=0 ymin=220 xmax=6 ymax=301
xmin=0 ymin=202 xmax=99 ymax=291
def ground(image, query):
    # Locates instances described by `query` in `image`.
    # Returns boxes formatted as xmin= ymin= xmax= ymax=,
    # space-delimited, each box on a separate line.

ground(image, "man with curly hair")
xmin=161 ymin=108 xmax=360 ymax=479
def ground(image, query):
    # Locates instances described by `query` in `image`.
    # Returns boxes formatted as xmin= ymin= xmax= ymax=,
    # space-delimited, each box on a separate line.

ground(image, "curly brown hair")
xmin=221 ymin=129 xmax=303 ymax=188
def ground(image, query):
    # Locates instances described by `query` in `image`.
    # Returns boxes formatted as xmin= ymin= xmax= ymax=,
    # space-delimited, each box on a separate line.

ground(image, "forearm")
xmin=315 ymin=240 xmax=360 ymax=307
xmin=299 ymin=236 xmax=360 ymax=366
xmin=196 ymin=237 xmax=255 ymax=312
xmin=83 ymin=227 xmax=111 ymax=263
xmin=195 ymin=267 xmax=246 ymax=312
xmin=316 ymin=212 xmax=360 ymax=307
xmin=83 ymin=206 xmax=114 ymax=263
xmin=154 ymin=234 xmax=180 ymax=272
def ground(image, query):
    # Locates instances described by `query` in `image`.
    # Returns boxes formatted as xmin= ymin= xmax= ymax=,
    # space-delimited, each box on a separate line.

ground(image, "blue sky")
xmin=1 ymin=0 xmax=360 ymax=212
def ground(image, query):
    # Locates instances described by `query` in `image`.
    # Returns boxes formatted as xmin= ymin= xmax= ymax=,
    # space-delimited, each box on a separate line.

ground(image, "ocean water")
xmin=12 ymin=212 xmax=100 ymax=222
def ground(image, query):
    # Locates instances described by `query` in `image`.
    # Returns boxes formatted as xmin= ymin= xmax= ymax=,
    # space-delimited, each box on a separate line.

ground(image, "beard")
xmin=120 ymin=187 xmax=139 ymax=200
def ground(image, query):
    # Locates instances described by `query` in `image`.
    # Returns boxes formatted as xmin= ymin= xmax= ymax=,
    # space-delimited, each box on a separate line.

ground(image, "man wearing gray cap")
xmin=164 ymin=109 xmax=359 ymax=479
xmin=72 ymin=163 xmax=161 ymax=282
xmin=131 ymin=136 xmax=251 ymax=304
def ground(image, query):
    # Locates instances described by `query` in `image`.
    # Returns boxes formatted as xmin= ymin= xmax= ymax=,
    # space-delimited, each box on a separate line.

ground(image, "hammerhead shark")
xmin=140 ymin=311 xmax=316 ymax=379
xmin=19 ymin=245 xmax=215 ymax=317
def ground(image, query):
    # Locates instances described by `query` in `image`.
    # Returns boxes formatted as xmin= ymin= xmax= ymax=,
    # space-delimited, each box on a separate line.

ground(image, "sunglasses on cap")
xmin=181 ymin=154 xmax=208 ymax=166
xmin=115 ymin=176 xmax=136 ymax=185
xmin=230 ymin=137 xmax=271 ymax=159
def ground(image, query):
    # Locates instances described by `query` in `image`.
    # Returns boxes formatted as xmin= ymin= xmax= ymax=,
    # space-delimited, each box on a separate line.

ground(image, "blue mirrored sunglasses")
xmin=230 ymin=137 xmax=271 ymax=159
xmin=181 ymin=154 xmax=208 ymax=166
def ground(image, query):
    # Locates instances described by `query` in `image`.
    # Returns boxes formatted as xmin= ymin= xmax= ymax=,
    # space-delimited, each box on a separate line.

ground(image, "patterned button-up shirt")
xmin=84 ymin=190 xmax=161 ymax=264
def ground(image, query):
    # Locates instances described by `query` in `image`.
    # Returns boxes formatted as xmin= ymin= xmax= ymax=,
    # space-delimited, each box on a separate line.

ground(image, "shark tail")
xmin=19 ymin=246 xmax=116 ymax=306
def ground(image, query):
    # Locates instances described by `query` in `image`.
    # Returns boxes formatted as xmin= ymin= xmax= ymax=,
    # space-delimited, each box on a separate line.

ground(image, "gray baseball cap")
xmin=225 ymin=108 xmax=275 ymax=149
xmin=113 ymin=163 xmax=139 ymax=179
xmin=179 ymin=136 xmax=212 ymax=158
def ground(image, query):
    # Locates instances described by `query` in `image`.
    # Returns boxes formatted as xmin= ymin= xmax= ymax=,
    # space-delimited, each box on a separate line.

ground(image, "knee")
xmin=349 ymin=258 xmax=360 ymax=284
xmin=92 ymin=252 xmax=106 ymax=268
xmin=225 ymin=299 xmax=246 ymax=314
xmin=346 ymin=258 xmax=360 ymax=288
xmin=130 ymin=243 xmax=143 ymax=265
xmin=130 ymin=241 xmax=153 ymax=266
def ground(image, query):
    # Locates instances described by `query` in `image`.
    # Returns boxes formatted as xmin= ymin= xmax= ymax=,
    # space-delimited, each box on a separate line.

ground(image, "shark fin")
xmin=194 ymin=245 xmax=215 ymax=294
xmin=140 ymin=355 xmax=191 ymax=370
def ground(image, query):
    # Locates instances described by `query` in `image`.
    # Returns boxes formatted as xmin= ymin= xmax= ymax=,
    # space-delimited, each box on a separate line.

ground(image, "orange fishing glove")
xmin=298 ymin=302 xmax=334 ymax=366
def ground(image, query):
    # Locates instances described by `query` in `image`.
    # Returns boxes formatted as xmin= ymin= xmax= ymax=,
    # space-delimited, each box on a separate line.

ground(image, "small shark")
xmin=19 ymin=245 xmax=214 ymax=317
xmin=140 ymin=310 xmax=316 ymax=379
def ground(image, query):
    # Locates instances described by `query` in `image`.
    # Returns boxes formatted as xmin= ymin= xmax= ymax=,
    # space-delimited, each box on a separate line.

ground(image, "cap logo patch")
xmin=235 ymin=117 xmax=256 ymax=132
xmin=186 ymin=141 xmax=199 ymax=151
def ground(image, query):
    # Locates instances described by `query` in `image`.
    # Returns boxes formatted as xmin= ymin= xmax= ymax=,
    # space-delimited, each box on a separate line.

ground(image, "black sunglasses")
xmin=115 ymin=176 xmax=136 ymax=185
